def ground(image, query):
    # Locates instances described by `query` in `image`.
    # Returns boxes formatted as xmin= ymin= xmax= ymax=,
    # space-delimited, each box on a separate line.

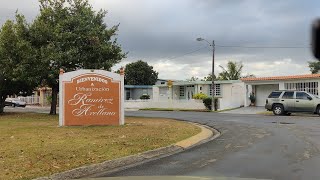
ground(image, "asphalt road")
xmin=99 ymin=111 xmax=320 ymax=180
xmin=6 ymin=107 xmax=320 ymax=179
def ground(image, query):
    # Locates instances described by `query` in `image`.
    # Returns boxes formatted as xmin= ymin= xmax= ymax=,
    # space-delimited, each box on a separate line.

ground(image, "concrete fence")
xmin=125 ymin=99 xmax=206 ymax=110
xmin=18 ymin=96 xmax=40 ymax=105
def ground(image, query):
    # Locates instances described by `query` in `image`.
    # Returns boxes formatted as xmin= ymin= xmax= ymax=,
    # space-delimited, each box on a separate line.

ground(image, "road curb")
xmin=34 ymin=123 xmax=220 ymax=180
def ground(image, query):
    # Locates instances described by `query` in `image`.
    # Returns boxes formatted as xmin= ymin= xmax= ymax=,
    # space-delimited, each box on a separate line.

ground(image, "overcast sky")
xmin=1 ymin=0 xmax=320 ymax=80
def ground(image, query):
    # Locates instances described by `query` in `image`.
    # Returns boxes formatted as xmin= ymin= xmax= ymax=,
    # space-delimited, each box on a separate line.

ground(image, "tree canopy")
xmin=308 ymin=61 xmax=320 ymax=74
xmin=218 ymin=61 xmax=243 ymax=80
xmin=29 ymin=0 xmax=126 ymax=114
xmin=201 ymin=73 xmax=216 ymax=81
xmin=0 ymin=14 xmax=38 ymax=113
xmin=124 ymin=60 xmax=158 ymax=85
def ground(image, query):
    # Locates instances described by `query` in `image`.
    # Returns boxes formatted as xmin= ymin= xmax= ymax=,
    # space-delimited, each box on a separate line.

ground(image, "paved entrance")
xmin=219 ymin=106 xmax=267 ymax=114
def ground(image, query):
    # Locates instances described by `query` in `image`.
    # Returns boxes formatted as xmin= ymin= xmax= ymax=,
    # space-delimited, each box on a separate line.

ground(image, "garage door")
xmin=255 ymin=84 xmax=279 ymax=106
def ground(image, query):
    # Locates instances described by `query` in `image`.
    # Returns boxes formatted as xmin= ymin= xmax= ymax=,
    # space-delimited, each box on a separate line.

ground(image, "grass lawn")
xmin=0 ymin=113 xmax=201 ymax=180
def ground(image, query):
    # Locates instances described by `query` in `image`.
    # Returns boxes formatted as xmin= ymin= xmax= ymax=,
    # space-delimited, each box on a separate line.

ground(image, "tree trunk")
xmin=0 ymin=94 xmax=6 ymax=114
xmin=49 ymin=85 xmax=59 ymax=115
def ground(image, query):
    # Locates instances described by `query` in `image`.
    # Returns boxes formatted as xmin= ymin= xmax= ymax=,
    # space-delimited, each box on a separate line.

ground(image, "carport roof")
xmin=241 ymin=74 xmax=320 ymax=82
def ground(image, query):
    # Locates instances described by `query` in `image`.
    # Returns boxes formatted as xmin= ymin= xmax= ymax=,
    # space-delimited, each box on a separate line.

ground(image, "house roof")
xmin=241 ymin=74 xmax=320 ymax=82
xmin=154 ymin=80 xmax=241 ymax=87
xmin=124 ymin=85 xmax=153 ymax=89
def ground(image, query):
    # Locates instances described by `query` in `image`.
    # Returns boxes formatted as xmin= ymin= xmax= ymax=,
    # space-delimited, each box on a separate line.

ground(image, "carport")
xmin=241 ymin=74 xmax=320 ymax=107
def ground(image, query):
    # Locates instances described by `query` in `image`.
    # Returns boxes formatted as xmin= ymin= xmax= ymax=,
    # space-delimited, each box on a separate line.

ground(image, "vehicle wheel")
xmin=316 ymin=106 xmax=320 ymax=116
xmin=11 ymin=103 xmax=16 ymax=108
xmin=273 ymin=104 xmax=284 ymax=116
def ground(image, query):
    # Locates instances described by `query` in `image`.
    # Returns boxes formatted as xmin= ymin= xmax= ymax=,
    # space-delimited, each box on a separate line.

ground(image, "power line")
xmin=166 ymin=45 xmax=209 ymax=60
xmin=215 ymin=45 xmax=310 ymax=49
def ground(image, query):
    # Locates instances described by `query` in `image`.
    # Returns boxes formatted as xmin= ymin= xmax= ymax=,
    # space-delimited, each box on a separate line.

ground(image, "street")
xmin=98 ymin=111 xmax=320 ymax=180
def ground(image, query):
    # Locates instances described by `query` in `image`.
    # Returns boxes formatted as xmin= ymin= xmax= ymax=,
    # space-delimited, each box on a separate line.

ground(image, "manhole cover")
xmin=271 ymin=121 xmax=295 ymax=124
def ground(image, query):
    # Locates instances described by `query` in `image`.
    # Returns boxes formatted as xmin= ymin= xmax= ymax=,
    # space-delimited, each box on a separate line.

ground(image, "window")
xmin=210 ymin=84 xmax=221 ymax=96
xmin=179 ymin=86 xmax=185 ymax=97
xmin=161 ymin=82 xmax=165 ymax=84
xmin=200 ymin=87 xmax=202 ymax=90
xmin=268 ymin=91 xmax=282 ymax=98
xmin=296 ymin=92 xmax=311 ymax=100
xmin=282 ymin=91 xmax=294 ymax=99
xmin=285 ymin=82 xmax=318 ymax=95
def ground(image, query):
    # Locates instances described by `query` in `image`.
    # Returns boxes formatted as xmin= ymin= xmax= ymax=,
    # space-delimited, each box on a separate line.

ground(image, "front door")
xmin=186 ymin=86 xmax=195 ymax=100
xmin=294 ymin=92 xmax=314 ymax=112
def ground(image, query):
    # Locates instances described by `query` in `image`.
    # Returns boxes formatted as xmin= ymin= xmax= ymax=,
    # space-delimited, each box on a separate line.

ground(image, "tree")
xmin=0 ymin=14 xmax=38 ymax=114
xmin=242 ymin=74 xmax=256 ymax=78
xmin=308 ymin=61 xmax=320 ymax=74
xmin=201 ymin=73 xmax=216 ymax=81
xmin=124 ymin=60 xmax=158 ymax=85
xmin=218 ymin=61 xmax=243 ymax=80
xmin=187 ymin=76 xmax=199 ymax=81
xmin=29 ymin=0 xmax=126 ymax=114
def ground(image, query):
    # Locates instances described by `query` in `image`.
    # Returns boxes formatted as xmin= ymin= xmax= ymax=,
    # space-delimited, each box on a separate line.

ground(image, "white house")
xmin=152 ymin=80 xmax=245 ymax=110
xmin=242 ymin=74 xmax=320 ymax=107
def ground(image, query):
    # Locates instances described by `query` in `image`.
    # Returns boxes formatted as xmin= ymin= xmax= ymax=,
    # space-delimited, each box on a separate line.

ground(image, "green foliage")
xmin=0 ymin=14 xmax=38 ymax=113
xmin=124 ymin=60 xmax=158 ymax=85
xmin=28 ymin=0 xmax=126 ymax=114
xmin=202 ymin=97 xmax=218 ymax=111
xmin=201 ymin=73 xmax=216 ymax=81
xmin=193 ymin=93 xmax=208 ymax=100
xmin=203 ymin=97 xmax=212 ymax=110
xmin=140 ymin=94 xmax=150 ymax=100
xmin=242 ymin=74 xmax=256 ymax=78
xmin=46 ymin=95 xmax=52 ymax=104
xmin=187 ymin=76 xmax=199 ymax=81
xmin=218 ymin=61 xmax=243 ymax=80
xmin=249 ymin=93 xmax=256 ymax=104
xmin=308 ymin=61 xmax=320 ymax=74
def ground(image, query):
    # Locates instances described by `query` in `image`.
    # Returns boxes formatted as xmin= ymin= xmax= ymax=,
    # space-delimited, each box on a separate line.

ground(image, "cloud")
xmin=0 ymin=0 xmax=318 ymax=81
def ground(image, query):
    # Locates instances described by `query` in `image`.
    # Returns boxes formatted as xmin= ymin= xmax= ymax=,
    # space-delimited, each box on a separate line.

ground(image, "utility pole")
xmin=197 ymin=38 xmax=216 ymax=111
xmin=211 ymin=40 xmax=216 ymax=111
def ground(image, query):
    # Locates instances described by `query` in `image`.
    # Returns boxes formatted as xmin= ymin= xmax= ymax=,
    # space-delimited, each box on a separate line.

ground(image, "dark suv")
xmin=265 ymin=90 xmax=320 ymax=115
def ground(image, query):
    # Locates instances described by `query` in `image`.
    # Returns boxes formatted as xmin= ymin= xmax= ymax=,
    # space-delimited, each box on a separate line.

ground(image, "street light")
xmin=197 ymin=37 xmax=216 ymax=111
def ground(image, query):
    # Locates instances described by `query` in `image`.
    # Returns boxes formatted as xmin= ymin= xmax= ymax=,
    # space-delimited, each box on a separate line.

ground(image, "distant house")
xmin=124 ymin=85 xmax=153 ymax=100
xmin=241 ymin=74 xmax=320 ymax=107
xmin=124 ymin=79 xmax=173 ymax=100
xmin=152 ymin=80 xmax=245 ymax=110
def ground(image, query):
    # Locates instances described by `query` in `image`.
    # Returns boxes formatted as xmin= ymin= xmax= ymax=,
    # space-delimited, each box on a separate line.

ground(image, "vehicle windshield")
xmin=2 ymin=1 xmax=320 ymax=180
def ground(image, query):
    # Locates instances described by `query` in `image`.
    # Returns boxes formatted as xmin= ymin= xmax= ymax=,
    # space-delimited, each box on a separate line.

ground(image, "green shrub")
xmin=46 ymin=95 xmax=52 ymax=104
xmin=140 ymin=94 xmax=150 ymax=100
xmin=249 ymin=93 xmax=256 ymax=104
xmin=202 ymin=97 xmax=218 ymax=111
xmin=193 ymin=93 xmax=208 ymax=100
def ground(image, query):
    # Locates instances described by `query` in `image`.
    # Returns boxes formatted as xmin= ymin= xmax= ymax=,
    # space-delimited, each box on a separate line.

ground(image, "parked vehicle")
xmin=5 ymin=98 xmax=27 ymax=108
xmin=265 ymin=90 xmax=320 ymax=115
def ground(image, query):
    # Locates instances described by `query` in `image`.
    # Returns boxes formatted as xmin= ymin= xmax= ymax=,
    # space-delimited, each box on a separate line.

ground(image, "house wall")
xmin=150 ymin=82 xmax=245 ymax=110
xmin=125 ymin=99 xmax=206 ymax=109
xmin=244 ymin=79 xmax=320 ymax=107
xmin=219 ymin=82 xmax=245 ymax=109
xmin=125 ymin=88 xmax=153 ymax=100
xmin=158 ymin=86 xmax=169 ymax=100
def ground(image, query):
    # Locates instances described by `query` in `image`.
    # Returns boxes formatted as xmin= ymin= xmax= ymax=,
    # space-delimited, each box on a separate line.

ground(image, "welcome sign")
xmin=59 ymin=69 xmax=124 ymax=126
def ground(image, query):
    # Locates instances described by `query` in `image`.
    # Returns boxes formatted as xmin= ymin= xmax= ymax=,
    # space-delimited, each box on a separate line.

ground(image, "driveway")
xmin=220 ymin=106 xmax=267 ymax=114
xmin=96 ymin=111 xmax=320 ymax=180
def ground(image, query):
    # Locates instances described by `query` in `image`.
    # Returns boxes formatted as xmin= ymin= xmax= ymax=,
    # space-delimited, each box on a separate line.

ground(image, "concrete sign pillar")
xmin=59 ymin=69 xmax=125 ymax=126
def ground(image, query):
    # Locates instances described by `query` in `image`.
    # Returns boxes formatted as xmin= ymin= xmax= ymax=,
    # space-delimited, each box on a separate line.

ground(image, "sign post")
xmin=59 ymin=69 xmax=125 ymax=126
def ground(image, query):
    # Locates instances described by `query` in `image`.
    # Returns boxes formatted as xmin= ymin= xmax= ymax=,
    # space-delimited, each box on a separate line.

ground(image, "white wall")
xmin=125 ymin=99 xmax=206 ymax=109
xmin=219 ymin=82 xmax=245 ymax=110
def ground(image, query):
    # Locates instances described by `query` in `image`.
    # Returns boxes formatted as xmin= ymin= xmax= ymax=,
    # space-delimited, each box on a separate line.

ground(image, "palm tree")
xmin=218 ymin=61 xmax=243 ymax=80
